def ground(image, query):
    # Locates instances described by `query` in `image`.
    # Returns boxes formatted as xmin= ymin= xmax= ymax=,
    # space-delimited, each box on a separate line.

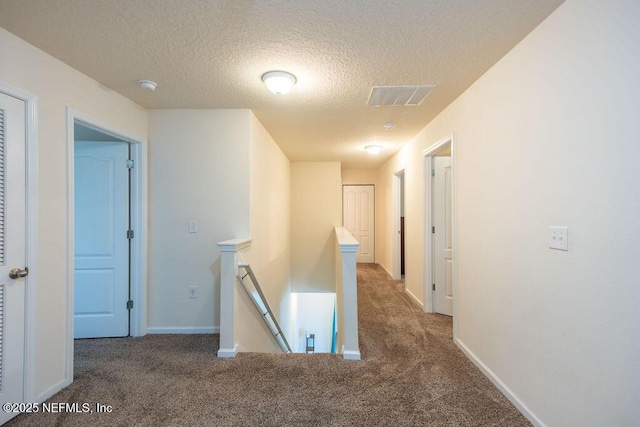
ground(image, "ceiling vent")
xmin=367 ymin=85 xmax=434 ymax=107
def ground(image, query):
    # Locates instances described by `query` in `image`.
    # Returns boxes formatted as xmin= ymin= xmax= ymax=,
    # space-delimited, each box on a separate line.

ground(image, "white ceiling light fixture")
xmin=384 ymin=122 xmax=396 ymax=131
xmin=365 ymin=144 xmax=383 ymax=155
xmin=262 ymin=70 xmax=297 ymax=95
xmin=138 ymin=79 xmax=158 ymax=91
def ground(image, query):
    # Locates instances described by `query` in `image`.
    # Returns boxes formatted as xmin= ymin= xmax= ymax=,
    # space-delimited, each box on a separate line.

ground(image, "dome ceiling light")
xmin=365 ymin=145 xmax=383 ymax=155
xmin=138 ymin=79 xmax=158 ymax=91
xmin=262 ymin=70 xmax=297 ymax=95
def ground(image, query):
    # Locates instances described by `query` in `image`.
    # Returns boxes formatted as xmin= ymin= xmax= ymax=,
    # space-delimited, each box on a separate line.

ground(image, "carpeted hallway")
xmin=7 ymin=264 xmax=530 ymax=426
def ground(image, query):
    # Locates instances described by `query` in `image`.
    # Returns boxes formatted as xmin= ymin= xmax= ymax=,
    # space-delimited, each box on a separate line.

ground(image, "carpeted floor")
xmin=7 ymin=264 xmax=530 ymax=426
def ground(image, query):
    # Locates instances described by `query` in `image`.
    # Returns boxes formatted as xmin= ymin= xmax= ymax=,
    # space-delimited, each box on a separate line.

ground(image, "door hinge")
xmin=126 ymin=159 xmax=134 ymax=169
xmin=432 ymin=226 xmax=435 ymax=234
xmin=126 ymin=300 xmax=133 ymax=310
xmin=432 ymin=284 xmax=436 ymax=291
xmin=127 ymin=229 xmax=134 ymax=239
xmin=431 ymin=169 xmax=435 ymax=177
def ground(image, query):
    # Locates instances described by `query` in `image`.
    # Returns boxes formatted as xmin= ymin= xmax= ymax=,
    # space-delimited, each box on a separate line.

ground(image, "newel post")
xmin=216 ymin=238 xmax=252 ymax=358
xmin=335 ymin=227 xmax=361 ymax=360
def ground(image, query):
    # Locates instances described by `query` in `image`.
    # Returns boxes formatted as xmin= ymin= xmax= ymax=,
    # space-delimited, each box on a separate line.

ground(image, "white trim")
xmin=341 ymin=346 xmax=361 ymax=361
xmin=422 ymin=134 xmax=457 ymax=340
xmin=0 ymin=82 xmax=39 ymax=403
xmin=217 ymin=345 xmax=238 ymax=358
xmin=129 ymin=140 xmax=148 ymax=337
xmin=146 ymin=326 xmax=220 ymax=334
xmin=392 ymin=167 xmax=405 ymax=280
xmin=65 ymin=108 xmax=148 ymax=386
xmin=455 ymin=338 xmax=545 ymax=427
xmin=217 ymin=238 xmax=252 ymax=252
xmin=335 ymin=226 xmax=359 ymax=253
xmin=405 ymin=288 xmax=423 ymax=309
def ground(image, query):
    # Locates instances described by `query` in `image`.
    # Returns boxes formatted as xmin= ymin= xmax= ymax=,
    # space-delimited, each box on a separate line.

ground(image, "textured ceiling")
xmin=0 ymin=0 xmax=564 ymax=168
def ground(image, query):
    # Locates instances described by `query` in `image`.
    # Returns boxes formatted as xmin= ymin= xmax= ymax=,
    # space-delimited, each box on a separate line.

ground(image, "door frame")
xmin=392 ymin=167 xmax=405 ymax=280
xmin=65 ymin=108 xmax=147 ymax=383
xmin=423 ymin=134 xmax=457 ymax=335
xmin=0 ymin=81 xmax=39 ymax=403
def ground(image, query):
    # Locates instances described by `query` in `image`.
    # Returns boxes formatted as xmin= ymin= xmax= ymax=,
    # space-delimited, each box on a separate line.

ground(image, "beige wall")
xmin=242 ymin=112 xmax=292 ymax=348
xmin=341 ymin=168 xmax=377 ymax=186
xmin=291 ymin=162 xmax=342 ymax=292
xmin=148 ymin=110 xmax=250 ymax=330
xmin=0 ymin=28 xmax=148 ymax=397
xmin=376 ymin=0 xmax=640 ymax=425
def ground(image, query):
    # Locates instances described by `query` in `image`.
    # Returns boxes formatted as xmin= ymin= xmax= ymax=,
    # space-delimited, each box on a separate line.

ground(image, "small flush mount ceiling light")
xmin=138 ymin=80 xmax=158 ymax=91
xmin=262 ymin=70 xmax=297 ymax=95
xmin=365 ymin=144 xmax=383 ymax=155
xmin=384 ymin=122 xmax=396 ymax=131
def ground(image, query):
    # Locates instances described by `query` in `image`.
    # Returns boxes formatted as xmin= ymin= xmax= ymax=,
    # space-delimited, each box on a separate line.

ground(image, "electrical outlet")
xmin=189 ymin=286 xmax=198 ymax=299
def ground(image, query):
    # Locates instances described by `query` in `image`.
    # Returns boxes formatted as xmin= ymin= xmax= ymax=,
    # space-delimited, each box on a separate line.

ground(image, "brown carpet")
xmin=7 ymin=264 xmax=530 ymax=426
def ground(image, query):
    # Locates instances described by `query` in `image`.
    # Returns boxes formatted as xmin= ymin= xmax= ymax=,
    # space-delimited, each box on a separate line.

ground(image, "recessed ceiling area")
xmin=0 ymin=0 xmax=565 ymax=168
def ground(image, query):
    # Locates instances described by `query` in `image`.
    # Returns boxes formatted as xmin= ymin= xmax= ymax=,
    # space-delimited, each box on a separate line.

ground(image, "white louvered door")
xmin=0 ymin=92 xmax=27 ymax=425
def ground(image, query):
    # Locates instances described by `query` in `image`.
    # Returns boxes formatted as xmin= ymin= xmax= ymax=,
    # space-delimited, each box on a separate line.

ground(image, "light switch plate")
xmin=549 ymin=226 xmax=568 ymax=251
xmin=189 ymin=220 xmax=198 ymax=233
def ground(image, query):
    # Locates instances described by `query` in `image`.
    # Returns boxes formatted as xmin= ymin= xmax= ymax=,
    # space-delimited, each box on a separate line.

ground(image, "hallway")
xmin=7 ymin=264 xmax=529 ymax=426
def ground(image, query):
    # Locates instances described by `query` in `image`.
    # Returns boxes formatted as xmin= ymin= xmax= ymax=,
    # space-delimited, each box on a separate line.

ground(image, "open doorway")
xmin=66 ymin=109 xmax=147 ymax=382
xmin=424 ymin=136 xmax=455 ymax=319
xmin=392 ymin=169 xmax=405 ymax=281
xmin=73 ymin=123 xmax=132 ymax=338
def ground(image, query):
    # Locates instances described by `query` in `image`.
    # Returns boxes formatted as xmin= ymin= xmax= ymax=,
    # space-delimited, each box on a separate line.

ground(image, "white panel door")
xmin=343 ymin=185 xmax=374 ymax=263
xmin=74 ymin=141 xmax=129 ymax=338
xmin=434 ymin=157 xmax=453 ymax=316
xmin=0 ymin=93 xmax=27 ymax=425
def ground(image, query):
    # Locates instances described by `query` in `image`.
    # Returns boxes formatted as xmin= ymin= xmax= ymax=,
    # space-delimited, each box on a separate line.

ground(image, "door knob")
xmin=9 ymin=267 xmax=29 ymax=279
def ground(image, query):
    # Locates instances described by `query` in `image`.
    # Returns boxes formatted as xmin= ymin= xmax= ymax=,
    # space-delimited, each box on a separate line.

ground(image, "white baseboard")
xmin=37 ymin=378 xmax=71 ymax=402
xmin=146 ymin=326 xmax=219 ymax=334
xmin=455 ymin=338 xmax=545 ymax=427
xmin=405 ymin=288 xmax=424 ymax=309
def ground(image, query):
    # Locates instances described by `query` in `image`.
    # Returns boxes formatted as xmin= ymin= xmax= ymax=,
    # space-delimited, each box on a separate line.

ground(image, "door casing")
xmin=423 ymin=134 xmax=458 ymax=337
xmin=392 ymin=168 xmax=405 ymax=280
xmin=66 ymin=108 xmax=147 ymax=385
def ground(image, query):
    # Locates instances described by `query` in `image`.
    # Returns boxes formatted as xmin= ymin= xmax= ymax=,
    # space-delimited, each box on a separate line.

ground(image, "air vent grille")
xmin=367 ymin=85 xmax=434 ymax=107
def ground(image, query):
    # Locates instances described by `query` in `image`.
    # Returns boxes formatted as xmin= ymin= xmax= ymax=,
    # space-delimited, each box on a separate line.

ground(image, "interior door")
xmin=0 ymin=92 xmax=28 ymax=424
xmin=74 ymin=140 xmax=130 ymax=338
xmin=343 ymin=185 xmax=375 ymax=263
xmin=434 ymin=156 xmax=453 ymax=316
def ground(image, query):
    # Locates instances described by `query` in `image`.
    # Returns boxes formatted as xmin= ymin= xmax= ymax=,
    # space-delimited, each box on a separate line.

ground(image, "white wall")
xmin=0 ymin=28 xmax=148 ymax=397
xmin=148 ymin=110 xmax=250 ymax=331
xmin=291 ymin=293 xmax=335 ymax=353
xmin=290 ymin=162 xmax=342 ymax=292
xmin=376 ymin=1 xmax=640 ymax=425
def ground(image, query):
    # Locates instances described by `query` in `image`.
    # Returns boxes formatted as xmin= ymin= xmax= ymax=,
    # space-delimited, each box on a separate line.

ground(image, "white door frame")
xmin=0 ymin=81 xmax=39 ymax=403
xmin=65 ymin=108 xmax=147 ymax=383
xmin=423 ymin=134 xmax=457 ymax=336
xmin=392 ymin=167 xmax=405 ymax=280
